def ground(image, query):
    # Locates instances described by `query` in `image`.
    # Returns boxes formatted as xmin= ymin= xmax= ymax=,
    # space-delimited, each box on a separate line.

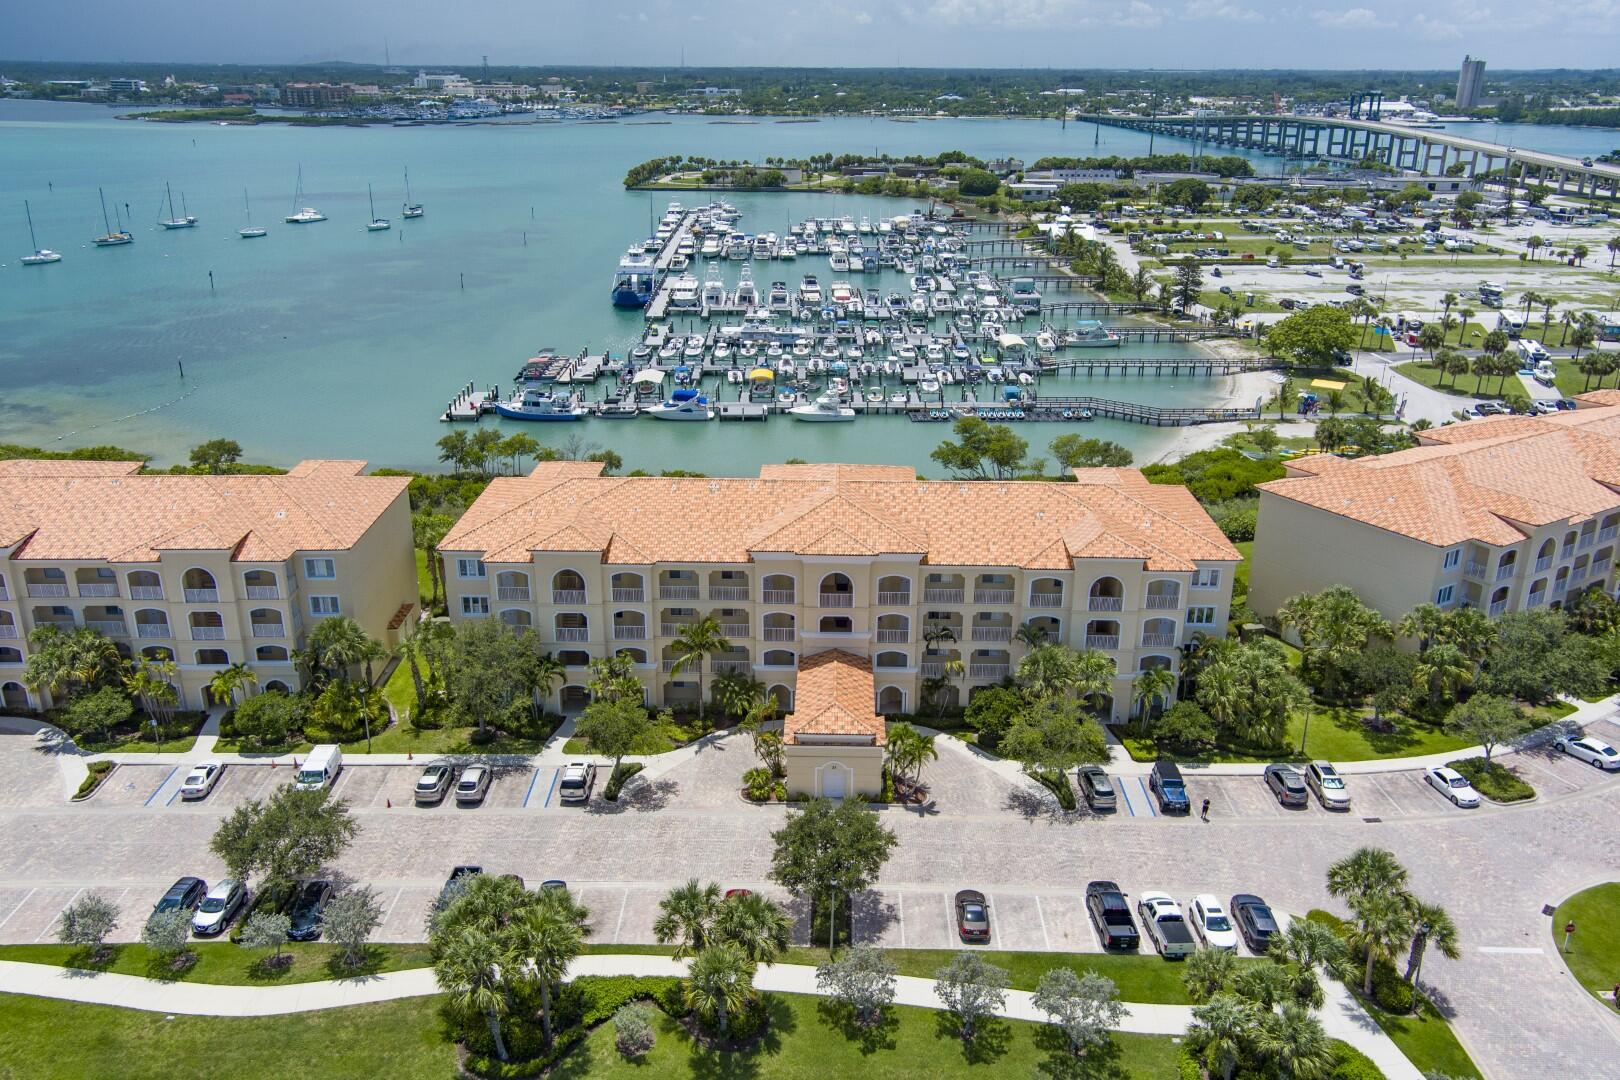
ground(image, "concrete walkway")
xmin=0 ymin=953 xmax=1420 ymax=1076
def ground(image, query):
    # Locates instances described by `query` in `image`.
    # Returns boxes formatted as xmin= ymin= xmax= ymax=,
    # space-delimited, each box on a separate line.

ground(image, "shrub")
xmin=1177 ymin=1046 xmax=1204 ymax=1080
xmin=1330 ymin=1041 xmax=1387 ymax=1080
xmin=1447 ymin=757 xmax=1535 ymax=802
xmin=742 ymin=767 xmax=774 ymax=802
xmin=231 ymin=691 xmax=303 ymax=749
xmin=1369 ymin=957 xmax=1414 ymax=1013
xmin=604 ymin=761 xmax=644 ymax=801
xmin=1216 ymin=504 xmax=1258 ymax=542
xmin=74 ymin=761 xmax=114 ymax=800
xmin=613 ymin=1002 xmax=656 ymax=1058
xmin=964 ymin=686 xmax=1022 ymax=743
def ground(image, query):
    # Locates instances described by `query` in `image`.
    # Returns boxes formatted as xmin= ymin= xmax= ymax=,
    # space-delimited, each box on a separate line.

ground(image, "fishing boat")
xmin=158 ymin=183 xmax=198 ymax=229
xmin=366 ymin=185 xmax=391 ymax=231
xmin=284 ymin=166 xmax=326 ymax=224
xmin=611 ymin=253 xmax=657 ymax=308
xmin=92 ymin=188 xmax=133 ymax=247
xmin=402 ymin=168 xmax=424 ymax=218
xmin=1066 ymin=320 xmax=1122 ymax=348
xmin=701 ymin=266 xmax=727 ymax=310
xmin=732 ymin=265 xmax=760 ymax=310
xmin=798 ymin=275 xmax=821 ymax=304
xmin=790 ymin=394 xmax=856 ymax=422
xmin=644 ymin=388 xmax=715 ymax=421
xmin=239 ymin=189 xmax=267 ymax=238
xmin=20 ymin=201 xmax=61 ymax=265
xmin=494 ymin=387 xmax=589 ymax=421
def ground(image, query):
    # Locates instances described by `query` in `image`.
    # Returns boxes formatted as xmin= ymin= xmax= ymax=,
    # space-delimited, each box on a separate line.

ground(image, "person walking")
xmin=1200 ymin=797 xmax=1211 ymax=822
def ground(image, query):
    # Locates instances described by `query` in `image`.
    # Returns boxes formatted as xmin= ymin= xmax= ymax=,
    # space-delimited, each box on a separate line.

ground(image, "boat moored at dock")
xmin=493 ymin=387 xmax=589 ymax=421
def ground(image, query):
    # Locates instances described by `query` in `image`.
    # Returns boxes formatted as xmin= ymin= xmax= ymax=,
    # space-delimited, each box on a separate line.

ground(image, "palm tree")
xmin=685 ymin=942 xmax=754 ymax=1039
xmin=508 ymin=896 xmax=584 ymax=1047
xmin=396 ymin=628 xmax=430 ymax=712
xmin=124 ymin=653 xmax=179 ymax=727
xmin=1457 ymin=306 xmax=1475 ymax=345
xmin=1015 ymin=642 xmax=1078 ymax=699
xmin=1274 ymin=379 xmax=1298 ymax=421
xmin=306 ymin=615 xmax=374 ymax=685
xmin=1324 ymin=388 xmax=1346 ymax=417
xmin=1439 ymin=291 xmax=1457 ymax=332
xmin=711 ymin=670 xmax=762 ymax=719
xmin=1013 ymin=620 xmax=1048 ymax=649
xmin=1259 ymin=1003 xmax=1335 ymax=1080
xmin=411 ymin=510 xmax=454 ymax=611
xmin=1519 ymin=289 xmax=1540 ymax=321
xmin=434 ymin=926 xmax=513 ymax=1062
xmin=1191 ymin=993 xmax=1257 ymax=1080
xmin=1347 ymin=890 xmax=1413 ymax=998
xmin=885 ymin=722 xmax=937 ymax=790
xmin=1412 ymin=642 xmax=1472 ymax=708
xmin=671 ymin=616 xmax=731 ymax=720
xmin=1132 ymin=666 xmax=1176 ymax=733
xmin=1071 ymin=648 xmax=1117 ymax=713
xmin=1327 ymin=846 xmax=1409 ymax=905
xmin=207 ymin=662 xmax=258 ymax=707
xmin=653 ymin=879 xmax=721 ymax=957
xmin=1608 ymin=234 xmax=1620 ymax=270
xmin=531 ymin=652 xmax=565 ymax=716
xmin=713 ymin=891 xmax=791 ymax=965
xmin=1183 ymin=946 xmax=1238 ymax=1002
xmin=922 ymin=623 xmax=958 ymax=656
xmin=1401 ymin=897 xmax=1460 ymax=997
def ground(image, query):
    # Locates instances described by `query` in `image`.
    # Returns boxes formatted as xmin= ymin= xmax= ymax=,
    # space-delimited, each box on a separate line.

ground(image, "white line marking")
xmin=897 ymin=891 xmax=906 ymax=948
xmin=37 ymin=887 xmax=85 ymax=943
xmin=613 ymin=891 xmax=629 ymax=944
xmin=945 ymin=892 xmax=957 ymax=943
xmin=381 ymin=887 xmax=404 ymax=928
xmin=1035 ymin=894 xmax=1051 ymax=950
xmin=1477 ymin=946 xmax=1545 ymax=955
xmin=0 ymin=888 xmax=37 ymax=932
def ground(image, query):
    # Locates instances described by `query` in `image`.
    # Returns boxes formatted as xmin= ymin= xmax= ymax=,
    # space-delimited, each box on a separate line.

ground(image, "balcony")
xmin=1488 ymin=600 xmax=1508 ymax=617
xmin=1463 ymin=561 xmax=1486 ymax=579
xmin=920 ymin=661 xmax=946 ymax=679
xmin=762 ymin=589 xmax=795 ymax=605
xmin=762 ymin=627 xmax=796 ymax=642
xmin=1594 ymin=559 xmax=1613 ymax=579
xmin=968 ymin=663 xmax=1009 ymax=680
xmin=660 ymin=623 xmax=695 ymax=638
xmin=923 ymin=588 xmax=964 ymax=604
xmin=1085 ymin=634 xmax=1121 ymax=651
xmin=717 ymin=624 xmax=749 ymax=639
xmin=0 ymin=585 xmax=7 ymax=600
xmin=77 ymin=583 xmax=119 ymax=598
xmin=1561 ymin=546 xmax=1576 ymax=560
xmin=1579 ymin=535 xmax=1596 ymax=551
xmin=184 ymin=588 xmax=219 ymax=603
xmin=27 ymin=584 xmax=68 ymax=598
xmin=0 ymin=624 xmax=17 ymax=638
xmin=876 ymin=591 xmax=911 ymax=606
xmin=245 ymin=585 xmax=281 ymax=600
xmin=1495 ymin=564 xmax=1516 ymax=582
xmin=819 ymin=593 xmax=854 ymax=608
xmin=1571 ymin=567 xmax=1590 ymax=585
xmin=709 ymin=586 xmax=750 ymax=602
xmin=251 ymin=623 xmax=286 ymax=638
xmin=1602 ymin=525 xmax=1619 ymax=543
xmin=136 ymin=623 xmax=172 ymax=639
xmin=1088 ymin=596 xmax=1123 ymax=612
xmin=970 ymin=626 xmax=1011 ymax=642
xmin=554 ymin=627 xmax=590 ymax=642
xmin=659 ymin=585 xmax=700 ymax=601
xmin=1141 ymin=633 xmax=1177 ymax=648
xmin=84 ymin=619 xmax=126 ymax=637
xmin=973 ymin=589 xmax=1014 ymax=605
xmin=497 ymin=586 xmax=532 ymax=602
xmin=191 ymin=626 xmax=227 ymax=641
xmin=1527 ymin=591 xmax=1547 ymax=608
xmin=875 ymin=629 xmax=910 ymax=644
xmin=611 ymin=588 xmax=646 ymax=603
xmin=1028 ymin=593 xmax=1065 ymax=608
xmin=711 ymin=659 xmax=752 ymax=675
xmin=1145 ymin=594 xmax=1181 ymax=610
xmin=1535 ymin=556 xmax=1553 ymax=573
xmin=612 ymin=626 xmax=647 ymax=640
xmin=129 ymin=585 xmax=163 ymax=600
xmin=552 ymin=589 xmax=587 ymax=605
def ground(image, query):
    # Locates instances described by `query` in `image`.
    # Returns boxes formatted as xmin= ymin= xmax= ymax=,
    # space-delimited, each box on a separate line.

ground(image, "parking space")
xmin=0 ymin=732 xmax=69 ymax=808
xmin=204 ymin=763 xmax=291 ymax=808
xmin=373 ymin=885 xmax=439 ymax=942
xmin=1115 ymin=774 xmax=1158 ymax=817
xmin=0 ymin=885 xmax=88 ymax=943
xmin=88 ymin=764 xmax=178 ymax=808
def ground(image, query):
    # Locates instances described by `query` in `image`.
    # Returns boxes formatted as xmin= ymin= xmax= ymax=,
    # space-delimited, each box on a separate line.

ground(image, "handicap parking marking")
xmin=521 ymin=768 xmax=541 ymax=807
xmin=143 ymin=766 xmax=179 ymax=808
xmin=541 ymin=768 xmax=561 ymax=808
xmin=1134 ymin=777 xmax=1158 ymax=817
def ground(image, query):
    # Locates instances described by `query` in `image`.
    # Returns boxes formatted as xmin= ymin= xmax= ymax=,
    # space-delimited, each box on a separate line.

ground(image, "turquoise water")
xmin=0 ymin=101 xmax=1608 ymax=472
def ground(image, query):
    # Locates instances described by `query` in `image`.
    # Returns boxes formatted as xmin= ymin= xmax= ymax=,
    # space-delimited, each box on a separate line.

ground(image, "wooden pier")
xmin=1039 ymin=355 xmax=1277 ymax=376
xmin=1040 ymin=300 xmax=1157 ymax=317
xmin=906 ymin=397 xmax=1262 ymax=426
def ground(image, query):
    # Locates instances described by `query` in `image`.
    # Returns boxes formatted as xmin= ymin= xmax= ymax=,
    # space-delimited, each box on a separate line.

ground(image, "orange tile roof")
xmin=441 ymin=462 xmax=1238 ymax=570
xmin=783 ymin=650 xmax=885 ymax=745
xmin=1259 ymin=407 xmax=1620 ymax=547
xmin=0 ymin=460 xmax=408 ymax=563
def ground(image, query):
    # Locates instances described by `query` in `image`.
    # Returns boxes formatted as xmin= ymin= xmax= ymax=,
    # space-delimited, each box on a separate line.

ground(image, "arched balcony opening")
xmin=75 ymin=568 xmax=119 ymax=598
xmin=818 ymin=573 xmax=854 ymax=608
xmin=874 ymin=651 xmax=909 ymax=670
xmin=877 ymin=686 xmax=905 ymax=714
xmin=243 ymin=569 xmax=280 ymax=600
xmin=818 ymin=615 xmax=854 ymax=634
xmin=761 ymin=574 xmax=796 ymax=605
xmin=496 ymin=571 xmax=531 ymax=603
xmin=762 ymin=612 xmax=796 ymax=642
xmin=1085 ymin=620 xmax=1121 ymax=651
xmin=973 ymin=573 xmax=1014 ymax=605
xmin=1088 ymin=577 xmax=1124 ymax=612
xmin=612 ymin=611 xmax=648 ymax=641
xmin=1145 ymin=579 xmax=1181 ymax=611
xmin=708 ymin=569 xmax=750 ymax=603
xmin=876 ymin=576 xmax=912 ymax=605
xmin=256 ymin=645 xmax=291 ymax=662
xmin=195 ymin=648 xmax=230 ymax=666
xmin=1141 ymin=617 xmax=1178 ymax=649
xmin=552 ymin=570 xmax=587 ymax=605
xmin=761 ymin=650 xmax=796 ymax=669
xmin=500 ymin=609 xmax=534 ymax=630
xmin=182 ymin=568 xmax=218 ymax=603
xmin=658 ymin=569 xmax=699 ymax=601
xmin=875 ymin=613 xmax=910 ymax=644
xmin=249 ymin=608 xmax=285 ymax=638
xmin=189 ymin=611 xmax=226 ymax=641
xmin=127 ymin=570 xmax=164 ymax=601
xmin=923 ymin=572 xmax=965 ymax=605
xmin=614 ymin=647 xmax=649 ymax=665
xmin=554 ymin=612 xmax=589 ymax=643
xmin=1028 ymin=578 xmax=1065 ymax=608
xmin=610 ymin=572 xmax=646 ymax=604
xmin=1025 ymin=616 xmax=1062 ymax=644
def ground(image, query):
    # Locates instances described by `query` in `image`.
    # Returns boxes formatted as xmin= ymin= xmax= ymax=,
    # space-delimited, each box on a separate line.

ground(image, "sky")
xmin=8 ymin=0 xmax=1619 ymax=70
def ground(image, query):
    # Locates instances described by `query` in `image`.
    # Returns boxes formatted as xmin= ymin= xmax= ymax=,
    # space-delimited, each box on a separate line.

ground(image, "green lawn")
xmin=413 ymin=548 xmax=437 ymax=612
xmin=1233 ymin=540 xmax=1254 ymax=602
xmin=0 ymin=941 xmax=433 ymax=986
xmin=76 ymin=712 xmax=208 ymax=755
xmin=1552 ymin=882 xmax=1620 ymax=1002
xmin=1114 ymin=702 xmax=1477 ymax=764
xmin=1392 ymin=360 xmax=1519 ymax=400
xmin=1359 ymin=995 xmax=1482 ymax=1079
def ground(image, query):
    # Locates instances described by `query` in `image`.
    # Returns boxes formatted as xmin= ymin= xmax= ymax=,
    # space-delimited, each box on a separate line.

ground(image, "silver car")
xmin=192 ymin=878 xmax=246 ymax=936
xmin=179 ymin=761 xmax=224 ymax=801
xmin=1555 ymin=735 xmax=1620 ymax=770
xmin=1305 ymin=761 xmax=1351 ymax=810
xmin=1425 ymin=766 xmax=1481 ymax=808
xmin=455 ymin=765 xmax=491 ymax=805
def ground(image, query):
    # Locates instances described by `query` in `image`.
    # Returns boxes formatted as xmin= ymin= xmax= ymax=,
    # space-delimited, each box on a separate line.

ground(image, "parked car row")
xmin=1085 ymin=881 xmax=1281 ymax=958
xmin=150 ymin=874 xmax=330 ymax=939
xmin=414 ymin=760 xmax=598 ymax=807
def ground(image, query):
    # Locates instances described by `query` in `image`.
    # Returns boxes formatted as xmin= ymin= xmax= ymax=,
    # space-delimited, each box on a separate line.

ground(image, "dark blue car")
xmin=1150 ymin=759 xmax=1190 ymax=814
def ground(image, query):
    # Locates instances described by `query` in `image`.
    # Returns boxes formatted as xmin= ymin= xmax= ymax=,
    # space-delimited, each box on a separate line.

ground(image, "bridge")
xmin=1080 ymin=114 xmax=1620 ymax=199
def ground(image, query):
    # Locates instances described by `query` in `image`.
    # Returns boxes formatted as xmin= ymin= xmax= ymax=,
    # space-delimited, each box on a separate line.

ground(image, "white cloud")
xmin=903 ymin=0 xmax=1161 ymax=28
xmin=1311 ymin=6 xmax=1388 ymax=26
xmin=853 ymin=9 xmax=873 ymax=22
xmin=1186 ymin=0 xmax=1261 ymax=19
xmin=1412 ymin=13 xmax=1461 ymax=37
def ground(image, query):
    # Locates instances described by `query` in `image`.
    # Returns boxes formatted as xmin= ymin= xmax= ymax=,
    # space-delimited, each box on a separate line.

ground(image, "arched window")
xmin=243 ymin=569 xmax=279 ymax=599
xmin=877 ymin=686 xmax=905 ymax=714
xmin=195 ymin=648 xmax=229 ymax=666
xmin=874 ymin=651 xmax=909 ymax=669
xmin=552 ymin=570 xmax=587 ymax=604
xmin=818 ymin=615 xmax=853 ymax=633
xmin=761 ymin=649 xmax=796 ymax=668
xmin=127 ymin=570 xmax=164 ymax=600
xmin=818 ymin=573 xmax=853 ymax=607
xmin=1088 ymin=576 xmax=1124 ymax=611
xmin=182 ymin=568 xmax=218 ymax=602
xmin=0 ymin=648 xmax=22 ymax=665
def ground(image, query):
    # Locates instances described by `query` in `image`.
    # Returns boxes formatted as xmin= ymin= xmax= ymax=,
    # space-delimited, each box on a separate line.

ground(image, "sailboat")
xmin=239 ymin=189 xmax=266 ymax=238
xmin=365 ymin=184 xmax=390 ymax=231
xmin=284 ymin=165 xmax=325 ymax=224
xmin=402 ymin=168 xmax=423 ymax=219
xmin=93 ymin=187 xmax=133 ymax=246
xmin=159 ymin=182 xmax=197 ymax=228
xmin=20 ymin=200 xmax=62 ymax=265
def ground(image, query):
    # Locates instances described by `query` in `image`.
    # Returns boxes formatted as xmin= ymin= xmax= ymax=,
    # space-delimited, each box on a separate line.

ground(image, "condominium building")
xmin=1250 ymin=392 xmax=1620 ymax=627
xmin=438 ymin=461 xmax=1239 ymax=722
xmin=0 ymin=459 xmax=417 ymax=712
xmin=1456 ymin=56 xmax=1487 ymax=111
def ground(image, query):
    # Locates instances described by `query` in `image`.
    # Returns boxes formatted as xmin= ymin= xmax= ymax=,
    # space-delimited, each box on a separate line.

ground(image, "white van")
xmin=1517 ymin=338 xmax=1551 ymax=364
xmin=295 ymin=745 xmax=342 ymax=791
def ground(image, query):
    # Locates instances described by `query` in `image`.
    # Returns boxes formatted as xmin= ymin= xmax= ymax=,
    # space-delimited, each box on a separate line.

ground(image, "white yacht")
xmin=365 ymin=184 xmax=391 ymax=231
xmin=402 ymin=167 xmax=424 ymax=218
xmin=666 ymin=273 xmax=701 ymax=311
xmin=238 ymin=189 xmax=267 ymax=238
xmin=701 ymin=267 xmax=727 ymax=310
xmin=732 ymin=265 xmax=760 ymax=311
xmin=1066 ymin=320 xmax=1122 ymax=348
xmin=790 ymin=394 xmax=856 ymax=422
xmin=645 ymin=389 xmax=716 ymax=421
xmin=699 ymin=235 xmax=722 ymax=258
xmin=798 ymin=275 xmax=822 ymax=305
xmin=20 ymin=200 xmax=61 ymax=264
xmin=284 ymin=165 xmax=324 ymax=224
xmin=493 ymin=388 xmax=588 ymax=421
xmin=158 ymin=182 xmax=197 ymax=229
xmin=828 ymin=250 xmax=849 ymax=272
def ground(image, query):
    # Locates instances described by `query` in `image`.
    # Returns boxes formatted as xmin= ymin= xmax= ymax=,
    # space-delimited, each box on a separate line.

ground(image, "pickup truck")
xmin=1085 ymin=880 xmax=1140 ymax=950
xmin=1137 ymin=891 xmax=1197 ymax=959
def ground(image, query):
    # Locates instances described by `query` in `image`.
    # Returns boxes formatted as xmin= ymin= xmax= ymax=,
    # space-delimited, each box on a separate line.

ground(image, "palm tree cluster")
xmin=1327 ymin=847 xmax=1459 ymax=1005
xmin=25 ymin=625 xmax=181 ymax=738
xmin=1277 ymin=586 xmax=1391 ymax=701
xmin=884 ymin=721 xmax=938 ymax=798
xmin=1396 ymin=603 xmax=1491 ymax=711
xmin=1186 ymin=636 xmax=1310 ymax=749
xmin=1049 ymin=229 xmax=1131 ymax=294
xmin=653 ymin=880 xmax=792 ymax=1039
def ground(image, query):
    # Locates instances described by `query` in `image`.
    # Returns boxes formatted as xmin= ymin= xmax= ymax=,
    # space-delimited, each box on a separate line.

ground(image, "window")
xmin=309 ymin=595 xmax=341 ymax=616
xmin=1192 ymin=568 xmax=1221 ymax=589
xmin=1442 ymin=548 xmax=1460 ymax=570
xmin=1436 ymin=585 xmax=1455 ymax=606
xmin=457 ymin=558 xmax=487 ymax=579
xmin=461 ymin=595 xmax=490 ymax=617
xmin=1187 ymin=606 xmax=1217 ymax=626
xmin=303 ymin=558 xmax=336 ymax=579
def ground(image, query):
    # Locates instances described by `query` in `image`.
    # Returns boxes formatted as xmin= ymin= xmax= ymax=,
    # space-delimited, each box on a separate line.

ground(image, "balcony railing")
xmin=1527 ymin=591 xmax=1546 ymax=608
xmin=819 ymin=593 xmax=854 ymax=608
xmin=763 ymin=627 xmax=796 ymax=642
xmin=26 ymin=583 xmax=68 ymax=598
xmin=612 ymin=625 xmax=647 ymax=640
xmin=762 ymin=590 xmax=795 ymax=605
xmin=1579 ymin=534 xmax=1596 ymax=551
xmin=875 ymin=629 xmax=910 ymax=643
xmin=660 ymin=623 xmax=695 ymax=638
xmin=0 ymin=624 xmax=17 ymax=638
xmin=714 ymin=624 xmax=746 ymax=637
xmin=184 ymin=588 xmax=219 ymax=603
xmin=611 ymin=587 xmax=646 ymax=603
xmin=1602 ymin=525 xmax=1619 ymax=542
xmin=920 ymin=662 xmax=946 ymax=678
xmin=135 ymin=623 xmax=171 ymax=639
xmin=968 ymin=663 xmax=1010 ymax=680
xmin=554 ymin=627 xmax=590 ymax=642
xmin=711 ymin=659 xmax=752 ymax=675
xmin=659 ymin=585 xmax=699 ymax=601
xmin=973 ymin=589 xmax=1014 ymax=605
xmin=1145 ymin=594 xmax=1181 ymax=610
xmin=1488 ymin=600 xmax=1508 ymax=617
xmin=191 ymin=626 xmax=227 ymax=641
xmin=1141 ymin=633 xmax=1177 ymax=648
xmin=77 ymin=583 xmax=119 ymax=598
xmin=1561 ymin=546 xmax=1576 ymax=560
xmin=923 ymin=588 xmax=964 ymax=604
xmin=251 ymin=623 xmax=285 ymax=638
xmin=497 ymin=586 xmax=532 ymax=602
xmin=1463 ymin=561 xmax=1486 ymax=578
xmin=1535 ymin=556 xmax=1553 ymax=572
xmin=876 ymin=591 xmax=911 ymax=606
xmin=245 ymin=585 xmax=281 ymax=600
xmin=1086 ymin=634 xmax=1121 ymax=651
xmin=1495 ymin=563 xmax=1516 ymax=582
xmin=128 ymin=585 xmax=163 ymax=600
xmin=1028 ymin=593 xmax=1065 ymax=608
xmin=1088 ymin=595 xmax=1123 ymax=612
xmin=709 ymin=586 xmax=750 ymax=602
xmin=0 ymin=586 xmax=7 ymax=601
xmin=1594 ymin=559 xmax=1613 ymax=578
xmin=82 ymin=619 xmax=125 ymax=637
xmin=1571 ymin=567 xmax=1590 ymax=584
xmin=552 ymin=589 xmax=587 ymax=605
xmin=970 ymin=626 xmax=1012 ymax=642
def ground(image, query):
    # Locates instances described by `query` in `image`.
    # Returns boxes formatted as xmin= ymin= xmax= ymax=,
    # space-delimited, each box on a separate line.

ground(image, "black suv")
xmin=153 ymin=876 xmax=207 ymax=915
xmin=287 ymin=879 xmax=334 ymax=941
xmin=1085 ymin=880 xmax=1140 ymax=950
xmin=1149 ymin=759 xmax=1190 ymax=814
xmin=1231 ymin=894 xmax=1280 ymax=954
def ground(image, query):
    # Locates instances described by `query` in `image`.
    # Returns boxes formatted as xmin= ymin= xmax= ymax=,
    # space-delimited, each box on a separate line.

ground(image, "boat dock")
xmin=442 ymin=383 xmax=499 ymax=421
xmin=905 ymin=397 xmax=1263 ymax=426
xmin=1040 ymin=355 xmax=1276 ymax=376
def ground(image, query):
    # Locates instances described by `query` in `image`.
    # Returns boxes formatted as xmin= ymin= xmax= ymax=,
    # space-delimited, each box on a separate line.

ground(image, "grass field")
xmin=0 ymin=941 xmax=434 ymax=986
xmin=75 ymin=713 xmax=208 ymax=755
xmin=1551 ymin=882 xmax=1620 ymax=1003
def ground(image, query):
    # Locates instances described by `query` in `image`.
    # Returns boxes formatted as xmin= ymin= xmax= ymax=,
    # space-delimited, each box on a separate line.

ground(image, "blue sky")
xmin=7 ymin=0 xmax=1616 ymax=69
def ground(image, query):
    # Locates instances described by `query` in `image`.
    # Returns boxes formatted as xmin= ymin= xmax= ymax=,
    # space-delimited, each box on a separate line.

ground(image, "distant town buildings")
xmin=1456 ymin=55 xmax=1486 ymax=110
xmin=279 ymin=83 xmax=353 ymax=108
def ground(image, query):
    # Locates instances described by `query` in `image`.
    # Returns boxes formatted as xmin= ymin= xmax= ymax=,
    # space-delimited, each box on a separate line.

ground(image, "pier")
xmin=1040 ymin=355 xmax=1275 ymax=376
xmin=906 ymin=397 xmax=1262 ymax=426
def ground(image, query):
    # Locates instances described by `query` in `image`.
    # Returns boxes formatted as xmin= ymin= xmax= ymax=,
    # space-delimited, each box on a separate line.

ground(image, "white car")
xmin=558 ymin=762 xmax=597 ymax=804
xmin=1555 ymin=735 xmax=1620 ymax=770
xmin=179 ymin=761 xmax=224 ymax=800
xmin=1190 ymin=894 xmax=1240 ymax=951
xmin=1425 ymin=766 xmax=1481 ymax=807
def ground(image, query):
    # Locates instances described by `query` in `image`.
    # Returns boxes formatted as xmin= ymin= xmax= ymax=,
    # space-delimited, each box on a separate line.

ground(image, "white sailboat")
xmin=366 ymin=184 xmax=391 ymax=231
xmin=159 ymin=182 xmax=197 ymax=229
xmin=92 ymin=187 xmax=133 ymax=247
xmin=239 ymin=189 xmax=267 ymax=238
xmin=402 ymin=168 xmax=423 ymax=219
xmin=20 ymin=200 xmax=61 ymax=265
xmin=284 ymin=165 xmax=326 ymax=224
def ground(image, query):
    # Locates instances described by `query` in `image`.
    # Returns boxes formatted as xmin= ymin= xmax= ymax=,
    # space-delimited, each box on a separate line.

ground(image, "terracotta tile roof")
xmin=441 ymin=463 xmax=1238 ymax=570
xmin=0 ymin=460 xmax=408 ymax=563
xmin=783 ymin=650 xmax=885 ymax=746
xmin=0 ymin=459 xmax=143 ymax=478
xmin=1259 ymin=408 xmax=1620 ymax=547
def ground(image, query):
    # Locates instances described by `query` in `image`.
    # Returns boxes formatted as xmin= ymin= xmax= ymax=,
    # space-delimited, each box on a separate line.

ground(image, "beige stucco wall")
xmin=783 ymin=743 xmax=884 ymax=799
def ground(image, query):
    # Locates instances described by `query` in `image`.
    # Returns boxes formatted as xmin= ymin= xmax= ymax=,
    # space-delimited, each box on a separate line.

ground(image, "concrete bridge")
xmin=1080 ymin=114 xmax=1620 ymax=199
